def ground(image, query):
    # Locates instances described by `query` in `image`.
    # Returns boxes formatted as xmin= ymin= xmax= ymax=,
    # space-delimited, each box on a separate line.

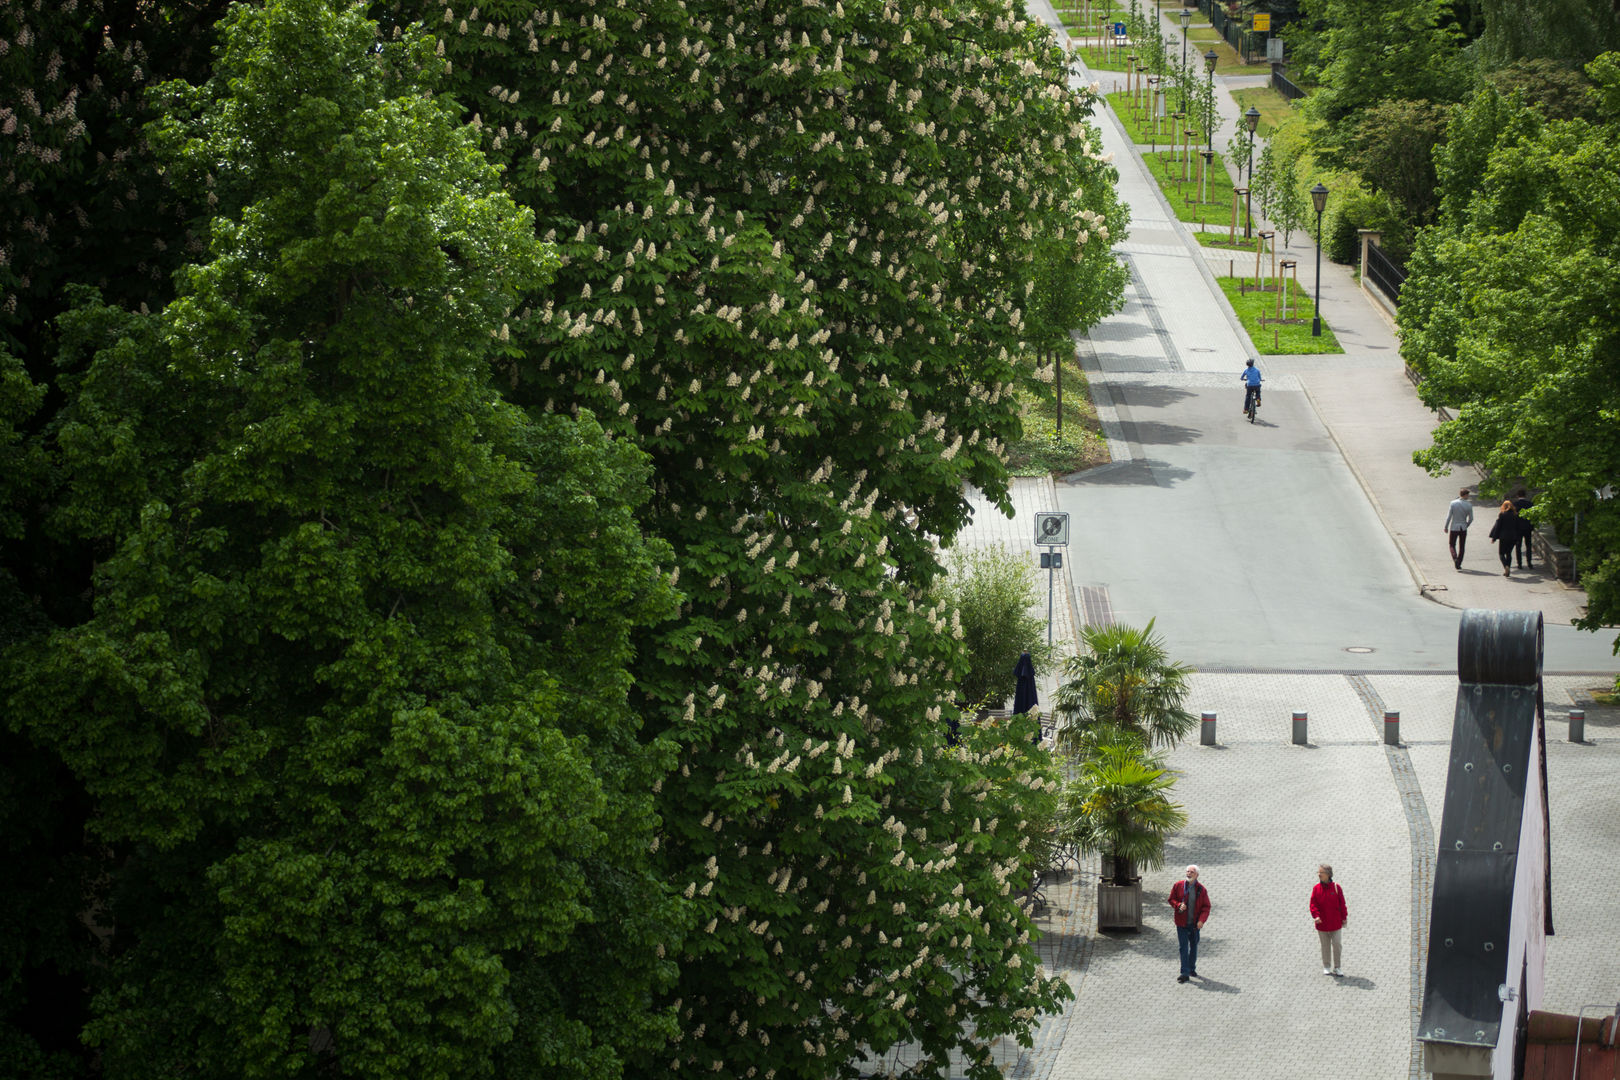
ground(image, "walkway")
xmin=925 ymin=4 xmax=1620 ymax=1079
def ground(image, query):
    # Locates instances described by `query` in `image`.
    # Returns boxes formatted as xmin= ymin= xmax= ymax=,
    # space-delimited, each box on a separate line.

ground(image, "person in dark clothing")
xmin=1487 ymin=501 xmax=1520 ymax=577
xmin=1512 ymin=490 xmax=1535 ymax=569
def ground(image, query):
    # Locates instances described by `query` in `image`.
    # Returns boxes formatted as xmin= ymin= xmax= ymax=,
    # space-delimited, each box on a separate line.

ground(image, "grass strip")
xmin=1229 ymin=87 xmax=1295 ymax=134
xmin=1105 ymin=90 xmax=1207 ymax=146
xmin=1006 ymin=350 xmax=1110 ymax=477
xmin=1138 ymin=148 xmax=1241 ymax=229
xmin=1216 ymin=276 xmax=1343 ymax=355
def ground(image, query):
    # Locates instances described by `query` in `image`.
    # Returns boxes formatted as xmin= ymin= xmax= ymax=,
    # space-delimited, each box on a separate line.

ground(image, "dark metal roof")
xmin=1419 ymin=610 xmax=1547 ymax=1049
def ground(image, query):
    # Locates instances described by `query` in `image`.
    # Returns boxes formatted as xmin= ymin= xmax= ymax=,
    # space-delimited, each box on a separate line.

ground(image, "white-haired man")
xmin=1168 ymin=865 xmax=1210 ymax=983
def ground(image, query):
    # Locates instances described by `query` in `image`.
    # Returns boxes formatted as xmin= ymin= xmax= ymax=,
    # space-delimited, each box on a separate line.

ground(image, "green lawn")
xmin=1140 ymin=148 xmax=1242 ymax=229
xmin=1230 ymin=87 xmax=1295 ymax=134
xmin=1105 ymin=91 xmax=1203 ymax=146
xmin=1006 ymin=350 xmax=1110 ymax=477
xmin=1069 ymin=42 xmax=1136 ymax=72
xmin=1184 ymin=30 xmax=1267 ymax=75
xmin=1216 ymin=276 xmax=1343 ymax=355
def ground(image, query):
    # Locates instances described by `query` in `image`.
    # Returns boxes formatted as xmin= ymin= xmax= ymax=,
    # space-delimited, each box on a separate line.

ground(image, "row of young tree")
xmin=1274 ymin=0 xmax=1620 ymax=642
xmin=0 ymin=0 xmax=1133 ymax=1078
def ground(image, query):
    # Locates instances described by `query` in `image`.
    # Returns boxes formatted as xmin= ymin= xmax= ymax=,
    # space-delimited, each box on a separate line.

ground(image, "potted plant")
xmin=1060 ymin=733 xmax=1187 ymax=929
xmin=1052 ymin=619 xmax=1197 ymax=753
xmin=1051 ymin=620 xmax=1195 ymax=930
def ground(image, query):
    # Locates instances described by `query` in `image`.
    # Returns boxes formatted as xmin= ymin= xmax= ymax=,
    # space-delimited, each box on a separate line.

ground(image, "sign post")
xmin=1034 ymin=512 xmax=1071 ymax=647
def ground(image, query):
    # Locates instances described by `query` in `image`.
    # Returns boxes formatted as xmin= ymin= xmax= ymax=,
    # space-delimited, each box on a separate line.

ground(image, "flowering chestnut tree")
xmin=392 ymin=0 xmax=1127 ymax=1076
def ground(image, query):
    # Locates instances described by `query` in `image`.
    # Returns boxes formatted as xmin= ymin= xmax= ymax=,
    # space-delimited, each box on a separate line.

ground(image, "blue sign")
xmin=1114 ymin=21 xmax=1126 ymax=36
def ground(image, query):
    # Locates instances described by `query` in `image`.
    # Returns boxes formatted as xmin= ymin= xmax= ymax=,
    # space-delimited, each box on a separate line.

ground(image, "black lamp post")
xmin=1179 ymin=8 xmax=1191 ymax=110
xmin=1311 ymin=182 xmax=1329 ymax=337
xmin=1203 ymin=48 xmax=1218 ymax=154
xmin=1243 ymin=105 xmax=1260 ymax=239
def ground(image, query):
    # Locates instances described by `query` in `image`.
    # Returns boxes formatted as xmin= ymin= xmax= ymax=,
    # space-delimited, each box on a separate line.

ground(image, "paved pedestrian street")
xmin=923 ymin=3 xmax=1620 ymax=1077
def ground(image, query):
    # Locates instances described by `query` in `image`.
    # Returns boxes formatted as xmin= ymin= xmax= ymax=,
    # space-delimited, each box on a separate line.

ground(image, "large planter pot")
xmin=1097 ymin=880 xmax=1144 ymax=931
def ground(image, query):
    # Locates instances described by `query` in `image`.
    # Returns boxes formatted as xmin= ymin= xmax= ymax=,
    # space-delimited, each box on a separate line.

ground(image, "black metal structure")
xmin=1271 ymin=70 xmax=1307 ymax=101
xmin=1365 ymin=244 xmax=1406 ymax=304
xmin=1418 ymin=610 xmax=1550 ymax=1056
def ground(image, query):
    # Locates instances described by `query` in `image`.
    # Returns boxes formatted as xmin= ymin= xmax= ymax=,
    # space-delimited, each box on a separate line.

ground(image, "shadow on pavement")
xmin=1333 ymin=974 xmax=1377 ymax=991
xmin=1191 ymin=976 xmax=1241 ymax=994
xmin=1060 ymin=458 xmax=1195 ymax=488
xmin=1166 ymin=833 xmax=1247 ymax=869
xmin=1125 ymin=419 xmax=1203 ymax=446
xmin=1116 ymin=383 xmax=1197 ymax=410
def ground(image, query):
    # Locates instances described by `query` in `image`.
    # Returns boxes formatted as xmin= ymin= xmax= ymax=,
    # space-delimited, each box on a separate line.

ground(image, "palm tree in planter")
xmin=1060 ymin=733 xmax=1188 ymax=930
xmin=1053 ymin=620 xmax=1197 ymax=754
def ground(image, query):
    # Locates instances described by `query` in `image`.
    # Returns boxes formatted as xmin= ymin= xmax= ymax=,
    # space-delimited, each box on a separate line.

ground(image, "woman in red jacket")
xmin=1310 ymin=864 xmax=1348 ymax=975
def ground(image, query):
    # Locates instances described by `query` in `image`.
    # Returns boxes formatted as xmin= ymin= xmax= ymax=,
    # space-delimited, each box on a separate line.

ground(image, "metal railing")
xmin=1272 ymin=69 xmax=1307 ymax=101
xmin=1365 ymin=244 xmax=1407 ymax=305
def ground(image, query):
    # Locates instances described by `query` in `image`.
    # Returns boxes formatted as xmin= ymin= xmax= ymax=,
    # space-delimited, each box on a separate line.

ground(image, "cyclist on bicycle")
xmin=1241 ymin=359 xmax=1262 ymax=415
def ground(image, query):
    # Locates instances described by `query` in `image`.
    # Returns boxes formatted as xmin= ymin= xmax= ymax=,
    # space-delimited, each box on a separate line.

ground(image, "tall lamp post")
xmin=1311 ymin=182 xmax=1329 ymax=337
xmin=1179 ymin=8 xmax=1191 ymax=111
xmin=1203 ymin=48 xmax=1218 ymax=154
xmin=1243 ymin=106 xmax=1260 ymax=239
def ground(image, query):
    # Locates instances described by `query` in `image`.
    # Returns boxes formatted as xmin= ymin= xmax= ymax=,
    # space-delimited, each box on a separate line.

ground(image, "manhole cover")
xmin=1345 ymin=646 xmax=1375 ymax=654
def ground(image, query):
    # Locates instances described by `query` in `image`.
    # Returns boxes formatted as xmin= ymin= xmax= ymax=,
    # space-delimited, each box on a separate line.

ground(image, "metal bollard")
xmin=1568 ymin=709 xmax=1585 ymax=743
xmin=1383 ymin=710 xmax=1400 ymax=746
xmin=1201 ymin=711 xmax=1217 ymax=746
xmin=1292 ymin=710 xmax=1308 ymax=746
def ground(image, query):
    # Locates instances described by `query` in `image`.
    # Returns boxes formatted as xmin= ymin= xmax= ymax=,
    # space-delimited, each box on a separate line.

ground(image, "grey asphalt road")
xmin=1055 ymin=380 xmax=1618 ymax=673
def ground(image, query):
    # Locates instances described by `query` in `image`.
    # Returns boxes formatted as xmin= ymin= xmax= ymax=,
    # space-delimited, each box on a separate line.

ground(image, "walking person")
xmin=1443 ymin=488 xmax=1473 ymax=570
xmin=1488 ymin=501 xmax=1520 ymax=577
xmin=1168 ymin=865 xmax=1210 ymax=983
xmin=1512 ymin=489 xmax=1535 ymax=569
xmin=1310 ymin=864 xmax=1347 ymax=976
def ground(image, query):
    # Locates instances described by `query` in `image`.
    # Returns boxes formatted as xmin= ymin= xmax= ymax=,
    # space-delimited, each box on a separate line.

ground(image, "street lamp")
xmin=1311 ymin=182 xmax=1329 ymax=337
xmin=1204 ymin=48 xmax=1218 ymax=153
xmin=1243 ymin=105 xmax=1260 ymax=239
xmin=1179 ymin=8 xmax=1191 ymax=110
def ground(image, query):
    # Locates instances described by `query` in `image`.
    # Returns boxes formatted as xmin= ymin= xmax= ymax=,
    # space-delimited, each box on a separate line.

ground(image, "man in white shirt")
xmin=1443 ymin=488 xmax=1474 ymax=570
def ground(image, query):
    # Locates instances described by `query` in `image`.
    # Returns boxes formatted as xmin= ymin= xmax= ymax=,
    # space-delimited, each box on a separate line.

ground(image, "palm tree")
xmin=1060 ymin=735 xmax=1188 ymax=884
xmin=1053 ymin=620 xmax=1196 ymax=754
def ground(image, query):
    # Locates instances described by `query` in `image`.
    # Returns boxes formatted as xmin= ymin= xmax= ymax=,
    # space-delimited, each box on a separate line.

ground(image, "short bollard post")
xmin=1383 ymin=711 xmax=1400 ymax=746
xmin=1200 ymin=711 xmax=1217 ymax=746
xmin=1291 ymin=710 xmax=1308 ymax=746
xmin=1568 ymin=709 xmax=1585 ymax=743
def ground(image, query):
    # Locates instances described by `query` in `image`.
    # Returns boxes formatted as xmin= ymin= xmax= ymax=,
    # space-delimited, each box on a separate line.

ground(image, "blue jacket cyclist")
xmin=1240 ymin=359 xmax=1262 ymax=413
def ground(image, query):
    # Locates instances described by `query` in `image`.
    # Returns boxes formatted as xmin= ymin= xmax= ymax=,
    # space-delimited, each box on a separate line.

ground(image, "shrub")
xmin=935 ymin=543 xmax=1053 ymax=710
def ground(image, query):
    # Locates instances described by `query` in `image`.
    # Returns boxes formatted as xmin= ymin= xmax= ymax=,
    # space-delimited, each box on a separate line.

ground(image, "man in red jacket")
xmin=1310 ymin=863 xmax=1348 ymax=975
xmin=1168 ymin=865 xmax=1210 ymax=983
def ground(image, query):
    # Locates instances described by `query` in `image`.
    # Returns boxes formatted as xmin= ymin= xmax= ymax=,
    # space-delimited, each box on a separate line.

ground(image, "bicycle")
xmin=1244 ymin=385 xmax=1261 ymax=423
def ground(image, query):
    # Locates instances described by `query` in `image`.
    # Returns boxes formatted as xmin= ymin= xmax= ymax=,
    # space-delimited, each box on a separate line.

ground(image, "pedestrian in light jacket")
xmin=1168 ymin=865 xmax=1211 ymax=983
xmin=1310 ymin=864 xmax=1348 ymax=976
xmin=1443 ymin=488 xmax=1473 ymax=570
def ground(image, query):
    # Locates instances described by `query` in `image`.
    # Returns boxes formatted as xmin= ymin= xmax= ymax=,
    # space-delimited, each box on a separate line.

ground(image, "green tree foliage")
xmin=1052 ymin=620 xmax=1197 ymax=753
xmin=385 ymin=0 xmax=1119 ymax=1075
xmin=932 ymin=544 xmax=1052 ymax=710
xmin=1301 ymin=0 xmax=1471 ymax=137
xmin=0 ymin=0 xmax=231 ymax=363
xmin=1337 ymin=98 xmax=1451 ymax=226
xmin=6 ymin=3 xmax=681 ymax=1077
xmin=1400 ymin=52 xmax=1620 ymax=643
xmin=1484 ymin=58 xmax=1600 ymax=121
xmin=1477 ymin=0 xmax=1620 ymax=70
xmin=1057 ymin=734 xmax=1187 ymax=884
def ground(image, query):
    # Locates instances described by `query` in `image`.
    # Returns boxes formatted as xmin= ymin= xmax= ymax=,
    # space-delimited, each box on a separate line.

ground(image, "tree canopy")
xmin=6 ymin=1 xmax=680 ymax=1075
xmin=1401 ymin=53 xmax=1620 ymax=643
xmin=0 ymin=0 xmax=1132 ymax=1075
